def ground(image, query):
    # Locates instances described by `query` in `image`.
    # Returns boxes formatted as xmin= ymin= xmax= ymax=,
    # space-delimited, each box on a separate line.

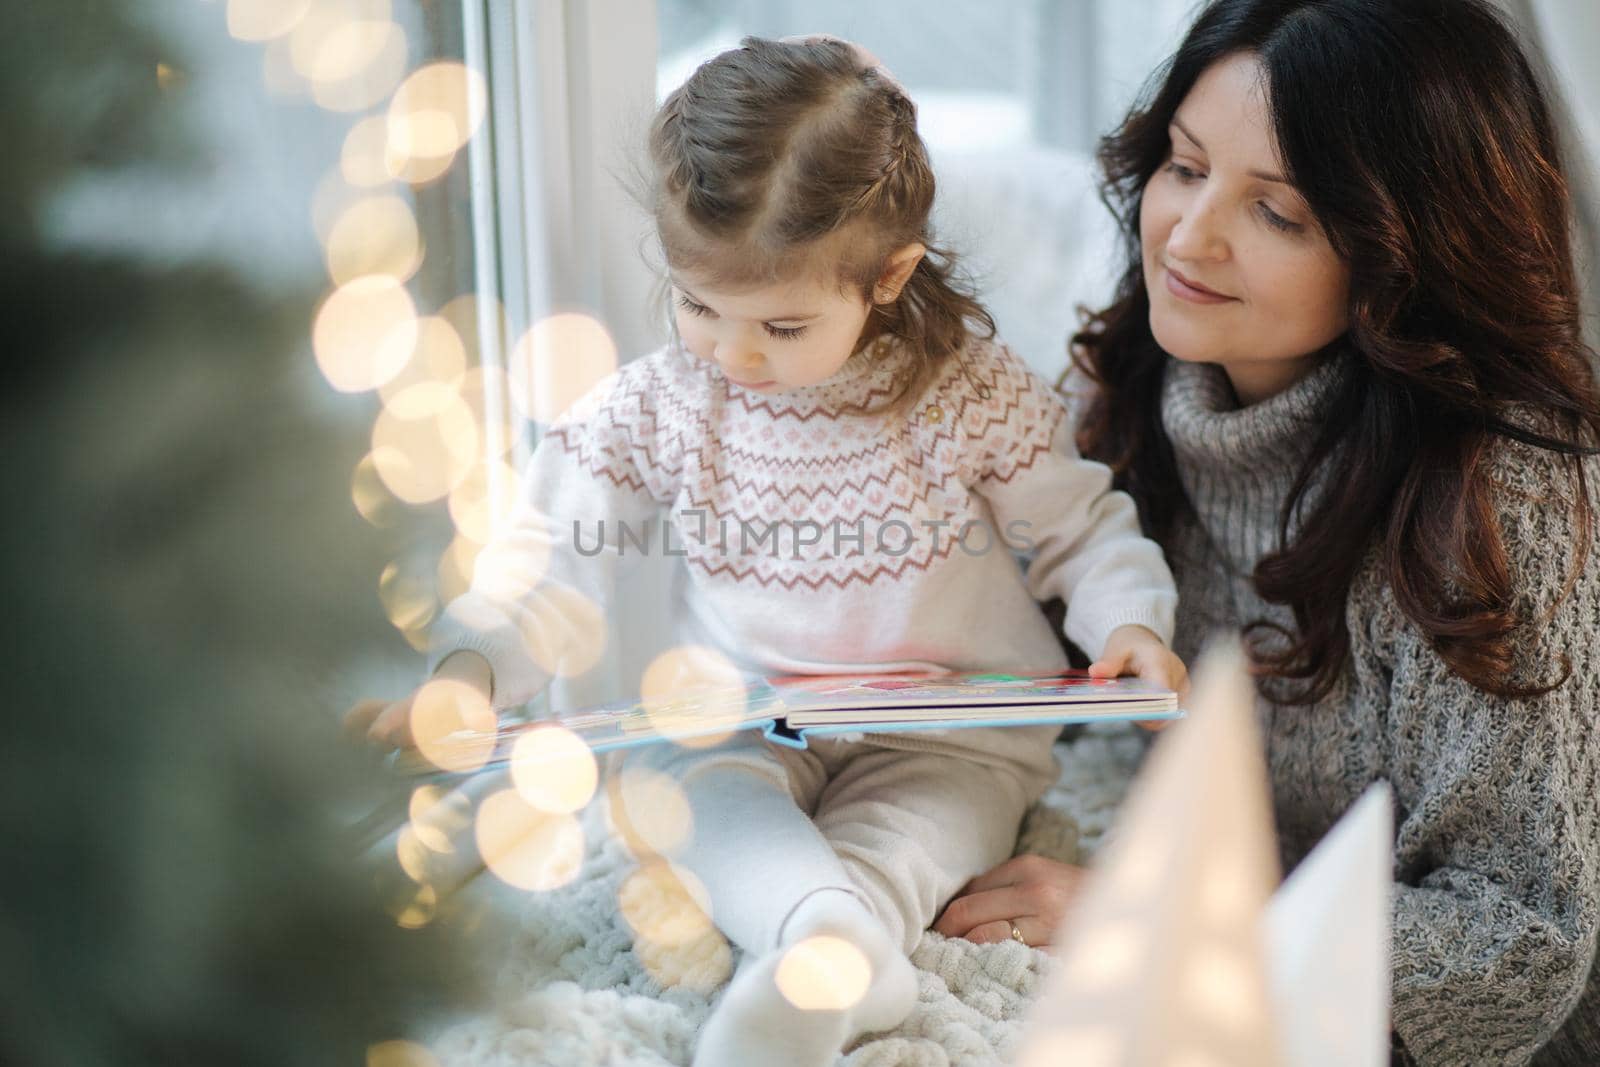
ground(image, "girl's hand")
xmin=342 ymin=651 xmax=494 ymax=749
xmin=932 ymin=854 xmax=1088 ymax=948
xmin=1089 ymin=624 xmax=1190 ymax=730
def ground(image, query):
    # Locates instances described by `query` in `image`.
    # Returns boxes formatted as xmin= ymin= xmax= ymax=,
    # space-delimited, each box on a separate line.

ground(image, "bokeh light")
xmin=395 ymin=824 xmax=433 ymax=884
xmin=474 ymin=790 xmax=585 ymax=891
xmin=607 ymin=766 xmax=693 ymax=857
xmin=641 ymin=645 xmax=749 ymax=748
xmin=379 ymin=315 xmax=468 ymax=403
xmin=288 ymin=0 xmax=390 ymax=83
xmin=313 ymin=274 xmax=418 ymax=392
xmin=508 ymin=312 xmax=618 ymax=423
xmin=367 ymin=1039 xmax=441 ymax=1067
xmin=371 ymin=383 xmax=480 ymax=504
xmin=620 ymin=862 xmax=732 ymax=991
xmin=392 ymin=884 xmax=438 ymax=930
xmin=617 ymin=862 xmax=715 ymax=946
xmin=311 ymin=21 xmax=409 ymax=113
xmin=774 ymin=936 xmax=872 ymax=1011
xmin=447 ymin=459 xmax=519 ymax=545
xmin=516 ymin=584 xmax=608 ymax=679
xmin=509 ymin=725 xmax=599 ymax=814
xmin=409 ymin=784 xmax=470 ymax=854
xmin=341 ymin=114 xmax=393 ymax=188
xmin=408 ymin=785 xmax=446 ymax=826
xmin=390 ymin=65 xmax=484 ymax=156
xmin=634 ymin=923 xmax=733 ymax=993
xmin=440 ymin=295 xmax=522 ymax=461
xmin=227 ymin=0 xmax=312 ymax=42
xmin=410 ymin=677 xmax=497 ymax=774
xmin=463 ymin=521 xmax=552 ymax=606
xmin=378 ymin=556 xmax=438 ymax=633
xmin=384 ymin=140 xmax=458 ymax=186
xmin=440 ymin=291 xmax=506 ymax=362
xmin=351 ymin=451 xmax=403 ymax=527
xmin=458 ymin=365 xmax=520 ymax=460
xmin=435 ymin=534 xmax=483 ymax=604
xmin=387 ymin=61 xmax=488 ymax=168
xmin=325 ymin=194 xmax=422 ymax=284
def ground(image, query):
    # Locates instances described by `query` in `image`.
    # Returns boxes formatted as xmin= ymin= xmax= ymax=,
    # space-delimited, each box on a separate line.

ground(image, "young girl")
xmin=363 ymin=36 xmax=1184 ymax=1066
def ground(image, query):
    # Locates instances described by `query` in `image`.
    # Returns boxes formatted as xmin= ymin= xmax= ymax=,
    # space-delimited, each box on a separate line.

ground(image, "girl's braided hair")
xmin=649 ymin=35 xmax=995 ymax=411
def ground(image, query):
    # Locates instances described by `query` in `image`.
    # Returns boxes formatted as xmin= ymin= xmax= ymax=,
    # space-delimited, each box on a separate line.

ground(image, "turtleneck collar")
xmin=1162 ymin=352 xmax=1349 ymax=477
xmin=1161 ymin=351 xmax=1351 ymax=574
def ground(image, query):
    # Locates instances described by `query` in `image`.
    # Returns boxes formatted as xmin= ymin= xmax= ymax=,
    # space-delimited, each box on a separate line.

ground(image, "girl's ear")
xmin=872 ymin=242 xmax=927 ymax=304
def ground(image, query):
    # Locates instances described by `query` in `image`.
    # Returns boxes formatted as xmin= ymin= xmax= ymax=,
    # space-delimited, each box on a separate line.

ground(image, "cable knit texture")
xmin=1161 ymin=355 xmax=1600 ymax=1066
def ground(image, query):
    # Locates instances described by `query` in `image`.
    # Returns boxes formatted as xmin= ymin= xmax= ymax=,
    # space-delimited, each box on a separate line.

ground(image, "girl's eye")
xmin=1164 ymin=160 xmax=1203 ymax=182
xmin=677 ymin=294 xmax=712 ymax=317
xmin=1259 ymin=203 xmax=1302 ymax=233
xmin=764 ymin=324 xmax=806 ymax=340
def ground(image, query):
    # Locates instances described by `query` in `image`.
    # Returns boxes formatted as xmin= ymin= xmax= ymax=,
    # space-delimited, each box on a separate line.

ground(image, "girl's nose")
xmin=715 ymin=337 xmax=763 ymax=369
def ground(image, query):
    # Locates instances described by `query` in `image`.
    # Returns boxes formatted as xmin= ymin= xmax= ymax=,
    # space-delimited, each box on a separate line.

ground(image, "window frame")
xmin=462 ymin=0 xmax=661 ymax=493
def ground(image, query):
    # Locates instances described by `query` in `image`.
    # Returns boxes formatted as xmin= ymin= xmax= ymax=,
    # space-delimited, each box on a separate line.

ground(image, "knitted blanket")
xmin=427 ymin=727 xmax=1145 ymax=1067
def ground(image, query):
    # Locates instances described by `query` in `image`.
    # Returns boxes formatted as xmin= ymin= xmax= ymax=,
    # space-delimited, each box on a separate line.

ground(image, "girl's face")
xmin=1139 ymin=52 xmax=1351 ymax=404
xmin=670 ymin=271 xmax=875 ymax=393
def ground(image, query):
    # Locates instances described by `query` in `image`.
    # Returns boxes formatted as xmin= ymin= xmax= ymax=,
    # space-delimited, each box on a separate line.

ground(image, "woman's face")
xmin=1139 ymin=52 xmax=1350 ymax=404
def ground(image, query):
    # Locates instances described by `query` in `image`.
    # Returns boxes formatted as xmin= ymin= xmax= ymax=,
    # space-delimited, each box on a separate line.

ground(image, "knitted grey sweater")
xmin=1158 ymin=356 xmax=1600 ymax=1065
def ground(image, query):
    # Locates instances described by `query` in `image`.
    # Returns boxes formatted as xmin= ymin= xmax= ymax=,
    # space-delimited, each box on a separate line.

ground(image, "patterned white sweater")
xmin=430 ymin=335 xmax=1176 ymax=769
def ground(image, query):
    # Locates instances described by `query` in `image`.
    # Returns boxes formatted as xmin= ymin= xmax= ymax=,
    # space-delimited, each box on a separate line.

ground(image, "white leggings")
xmin=616 ymin=732 xmax=1055 ymax=956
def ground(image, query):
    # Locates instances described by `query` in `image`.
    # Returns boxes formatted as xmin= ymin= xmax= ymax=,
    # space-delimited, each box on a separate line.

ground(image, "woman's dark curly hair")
xmin=1071 ymin=0 xmax=1600 ymax=702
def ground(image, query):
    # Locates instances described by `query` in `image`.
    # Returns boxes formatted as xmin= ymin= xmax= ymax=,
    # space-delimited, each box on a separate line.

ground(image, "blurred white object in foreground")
xmin=1017 ymin=638 xmax=1393 ymax=1067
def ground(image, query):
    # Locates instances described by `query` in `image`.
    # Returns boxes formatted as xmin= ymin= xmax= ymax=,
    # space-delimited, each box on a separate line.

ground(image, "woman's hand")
xmin=1090 ymin=624 xmax=1190 ymax=730
xmin=342 ymin=651 xmax=494 ymax=749
xmin=932 ymin=854 xmax=1089 ymax=948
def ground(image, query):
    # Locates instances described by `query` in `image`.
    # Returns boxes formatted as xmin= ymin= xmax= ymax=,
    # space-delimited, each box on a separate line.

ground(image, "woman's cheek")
xmin=1138 ymin=182 xmax=1165 ymax=261
xmin=1247 ymin=242 xmax=1351 ymax=354
xmin=1139 ymin=171 xmax=1185 ymax=255
xmin=1309 ymin=252 xmax=1352 ymax=341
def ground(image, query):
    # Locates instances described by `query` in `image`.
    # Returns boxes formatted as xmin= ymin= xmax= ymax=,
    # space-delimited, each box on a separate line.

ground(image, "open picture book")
xmin=400 ymin=670 xmax=1183 ymax=776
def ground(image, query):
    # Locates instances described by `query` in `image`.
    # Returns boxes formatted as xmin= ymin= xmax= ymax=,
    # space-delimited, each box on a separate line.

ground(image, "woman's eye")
xmin=764 ymin=324 xmax=806 ymax=340
xmin=1164 ymin=160 xmax=1203 ymax=182
xmin=1259 ymin=203 xmax=1302 ymax=233
xmin=677 ymin=295 xmax=712 ymax=317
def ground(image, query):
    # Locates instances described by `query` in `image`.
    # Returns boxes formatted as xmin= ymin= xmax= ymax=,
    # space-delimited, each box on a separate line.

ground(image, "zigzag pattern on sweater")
xmin=547 ymin=338 xmax=1069 ymax=589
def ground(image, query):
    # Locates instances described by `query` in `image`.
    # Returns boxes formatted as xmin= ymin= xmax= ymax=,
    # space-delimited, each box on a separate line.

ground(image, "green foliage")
xmin=0 ymin=3 xmax=478 ymax=1063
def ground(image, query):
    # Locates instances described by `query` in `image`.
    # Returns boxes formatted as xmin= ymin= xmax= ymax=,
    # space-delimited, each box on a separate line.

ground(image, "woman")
xmin=935 ymin=1 xmax=1600 ymax=1063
